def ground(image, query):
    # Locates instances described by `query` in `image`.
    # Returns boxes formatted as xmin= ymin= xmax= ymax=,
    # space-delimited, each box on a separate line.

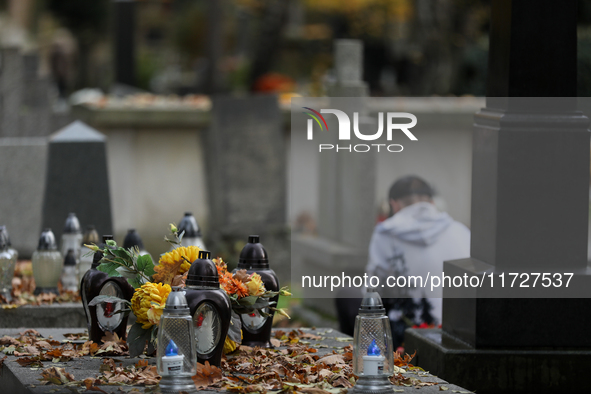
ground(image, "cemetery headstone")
xmin=0 ymin=47 xmax=23 ymax=137
xmin=292 ymin=39 xmax=376 ymax=316
xmin=41 ymin=121 xmax=112 ymax=243
xmin=0 ymin=137 xmax=48 ymax=258
xmin=205 ymin=95 xmax=289 ymax=282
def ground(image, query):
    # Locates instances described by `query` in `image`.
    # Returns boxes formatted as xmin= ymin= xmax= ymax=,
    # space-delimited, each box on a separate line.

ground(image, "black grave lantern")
xmin=233 ymin=235 xmax=279 ymax=347
xmin=79 ymin=235 xmax=134 ymax=344
xmin=185 ymin=250 xmax=231 ymax=367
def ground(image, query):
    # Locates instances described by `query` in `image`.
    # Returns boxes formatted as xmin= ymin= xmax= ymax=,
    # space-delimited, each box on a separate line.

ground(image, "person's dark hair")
xmin=388 ymin=175 xmax=434 ymax=202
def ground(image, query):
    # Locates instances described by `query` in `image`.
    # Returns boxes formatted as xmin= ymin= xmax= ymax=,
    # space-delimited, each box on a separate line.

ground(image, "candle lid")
xmin=178 ymin=212 xmax=202 ymax=238
xmin=359 ymin=288 xmax=386 ymax=314
xmin=237 ymin=235 xmax=269 ymax=269
xmin=123 ymin=229 xmax=144 ymax=249
xmin=63 ymin=213 xmax=81 ymax=234
xmin=186 ymin=250 xmax=219 ymax=288
xmin=0 ymin=227 xmax=7 ymax=250
xmin=64 ymin=249 xmax=77 ymax=266
xmin=164 ymin=287 xmax=190 ymax=314
xmin=0 ymin=225 xmax=11 ymax=247
xmin=37 ymin=229 xmax=58 ymax=250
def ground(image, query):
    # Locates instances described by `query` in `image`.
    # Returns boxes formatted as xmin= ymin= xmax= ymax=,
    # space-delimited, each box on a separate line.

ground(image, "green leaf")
xmin=105 ymin=240 xmax=117 ymax=247
xmin=128 ymin=277 xmax=143 ymax=289
xmin=116 ymin=266 xmax=137 ymax=279
xmin=97 ymin=262 xmax=122 ymax=277
xmin=237 ymin=296 xmax=258 ymax=306
xmin=137 ymin=254 xmax=155 ymax=277
xmin=111 ymin=248 xmax=133 ymax=261
xmin=88 ymin=295 xmax=131 ymax=307
xmin=127 ymin=323 xmax=152 ymax=358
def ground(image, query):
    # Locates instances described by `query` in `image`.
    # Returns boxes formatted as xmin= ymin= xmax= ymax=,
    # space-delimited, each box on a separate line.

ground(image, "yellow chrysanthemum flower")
xmin=246 ymin=273 xmax=265 ymax=297
xmin=131 ymin=282 xmax=172 ymax=329
xmin=154 ymin=246 xmax=202 ymax=284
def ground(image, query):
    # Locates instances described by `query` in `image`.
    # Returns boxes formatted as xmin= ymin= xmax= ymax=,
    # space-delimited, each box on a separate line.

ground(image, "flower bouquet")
xmin=86 ymin=225 xmax=290 ymax=357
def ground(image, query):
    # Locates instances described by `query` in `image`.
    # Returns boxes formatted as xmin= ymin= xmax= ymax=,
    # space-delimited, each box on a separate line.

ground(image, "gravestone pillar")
xmin=42 ymin=121 xmax=112 ymax=242
xmin=205 ymin=95 xmax=288 ymax=281
xmin=406 ymin=2 xmax=591 ymax=393
xmin=293 ymin=40 xmax=376 ymax=316
xmin=0 ymin=47 xmax=23 ymax=137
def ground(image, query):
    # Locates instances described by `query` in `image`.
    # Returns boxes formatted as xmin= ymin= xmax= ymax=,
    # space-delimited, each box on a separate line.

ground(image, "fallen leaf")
xmin=192 ymin=361 xmax=223 ymax=388
xmin=16 ymin=357 xmax=43 ymax=368
xmin=40 ymin=366 xmax=75 ymax=385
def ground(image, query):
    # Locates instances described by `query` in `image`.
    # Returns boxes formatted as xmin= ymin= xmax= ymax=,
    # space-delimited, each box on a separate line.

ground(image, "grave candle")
xmin=79 ymin=235 xmax=134 ymax=343
xmin=61 ymin=213 xmax=82 ymax=259
xmin=185 ymin=250 xmax=231 ymax=367
xmin=176 ymin=212 xmax=205 ymax=249
xmin=32 ymin=229 xmax=62 ymax=295
xmin=350 ymin=288 xmax=394 ymax=394
xmin=233 ymin=235 xmax=279 ymax=347
xmin=157 ymin=288 xmax=197 ymax=392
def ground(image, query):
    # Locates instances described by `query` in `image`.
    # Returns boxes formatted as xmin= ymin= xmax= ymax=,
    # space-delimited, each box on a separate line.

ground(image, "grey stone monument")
xmin=405 ymin=2 xmax=591 ymax=393
xmin=292 ymin=39 xmax=375 ymax=316
xmin=205 ymin=95 xmax=289 ymax=281
xmin=42 ymin=121 xmax=112 ymax=243
xmin=20 ymin=53 xmax=52 ymax=137
xmin=0 ymin=137 xmax=48 ymax=258
xmin=0 ymin=47 xmax=23 ymax=137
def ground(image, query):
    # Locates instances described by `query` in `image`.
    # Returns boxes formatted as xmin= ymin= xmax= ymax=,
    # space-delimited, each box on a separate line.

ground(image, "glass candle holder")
xmin=61 ymin=213 xmax=82 ymax=259
xmin=32 ymin=229 xmax=62 ymax=295
xmin=157 ymin=288 xmax=197 ymax=392
xmin=350 ymin=288 xmax=395 ymax=394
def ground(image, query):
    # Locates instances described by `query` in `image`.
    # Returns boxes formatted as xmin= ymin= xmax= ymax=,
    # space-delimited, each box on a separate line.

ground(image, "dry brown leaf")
xmin=153 ymin=257 xmax=185 ymax=285
xmin=233 ymin=269 xmax=250 ymax=284
xmin=298 ymin=387 xmax=333 ymax=394
xmin=16 ymin=357 xmax=43 ymax=367
xmin=316 ymin=354 xmax=344 ymax=365
xmin=193 ymin=361 xmax=222 ymax=388
xmin=135 ymin=359 xmax=149 ymax=368
xmin=0 ymin=336 xmax=20 ymax=346
xmin=19 ymin=329 xmax=41 ymax=337
xmin=14 ymin=345 xmax=41 ymax=356
xmin=40 ymin=366 xmax=75 ymax=385
xmin=270 ymin=338 xmax=282 ymax=347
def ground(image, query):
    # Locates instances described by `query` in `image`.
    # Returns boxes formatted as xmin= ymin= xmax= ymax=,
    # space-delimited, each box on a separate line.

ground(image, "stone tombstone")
xmin=42 ymin=121 xmax=112 ymax=243
xmin=0 ymin=137 xmax=48 ymax=258
xmin=292 ymin=39 xmax=375 ymax=315
xmin=206 ymin=95 xmax=285 ymax=234
xmin=334 ymin=40 xmax=363 ymax=85
xmin=20 ymin=53 xmax=52 ymax=137
xmin=0 ymin=47 xmax=23 ymax=137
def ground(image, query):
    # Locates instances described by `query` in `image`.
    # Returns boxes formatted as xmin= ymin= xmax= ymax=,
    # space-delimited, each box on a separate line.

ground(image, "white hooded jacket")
xmin=365 ymin=202 xmax=470 ymax=325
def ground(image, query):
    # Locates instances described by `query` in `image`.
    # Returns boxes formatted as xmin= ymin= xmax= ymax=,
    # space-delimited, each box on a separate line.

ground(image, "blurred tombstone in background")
xmin=42 ymin=121 xmax=112 ymax=243
xmin=205 ymin=95 xmax=288 ymax=281
xmin=292 ymin=39 xmax=375 ymax=318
